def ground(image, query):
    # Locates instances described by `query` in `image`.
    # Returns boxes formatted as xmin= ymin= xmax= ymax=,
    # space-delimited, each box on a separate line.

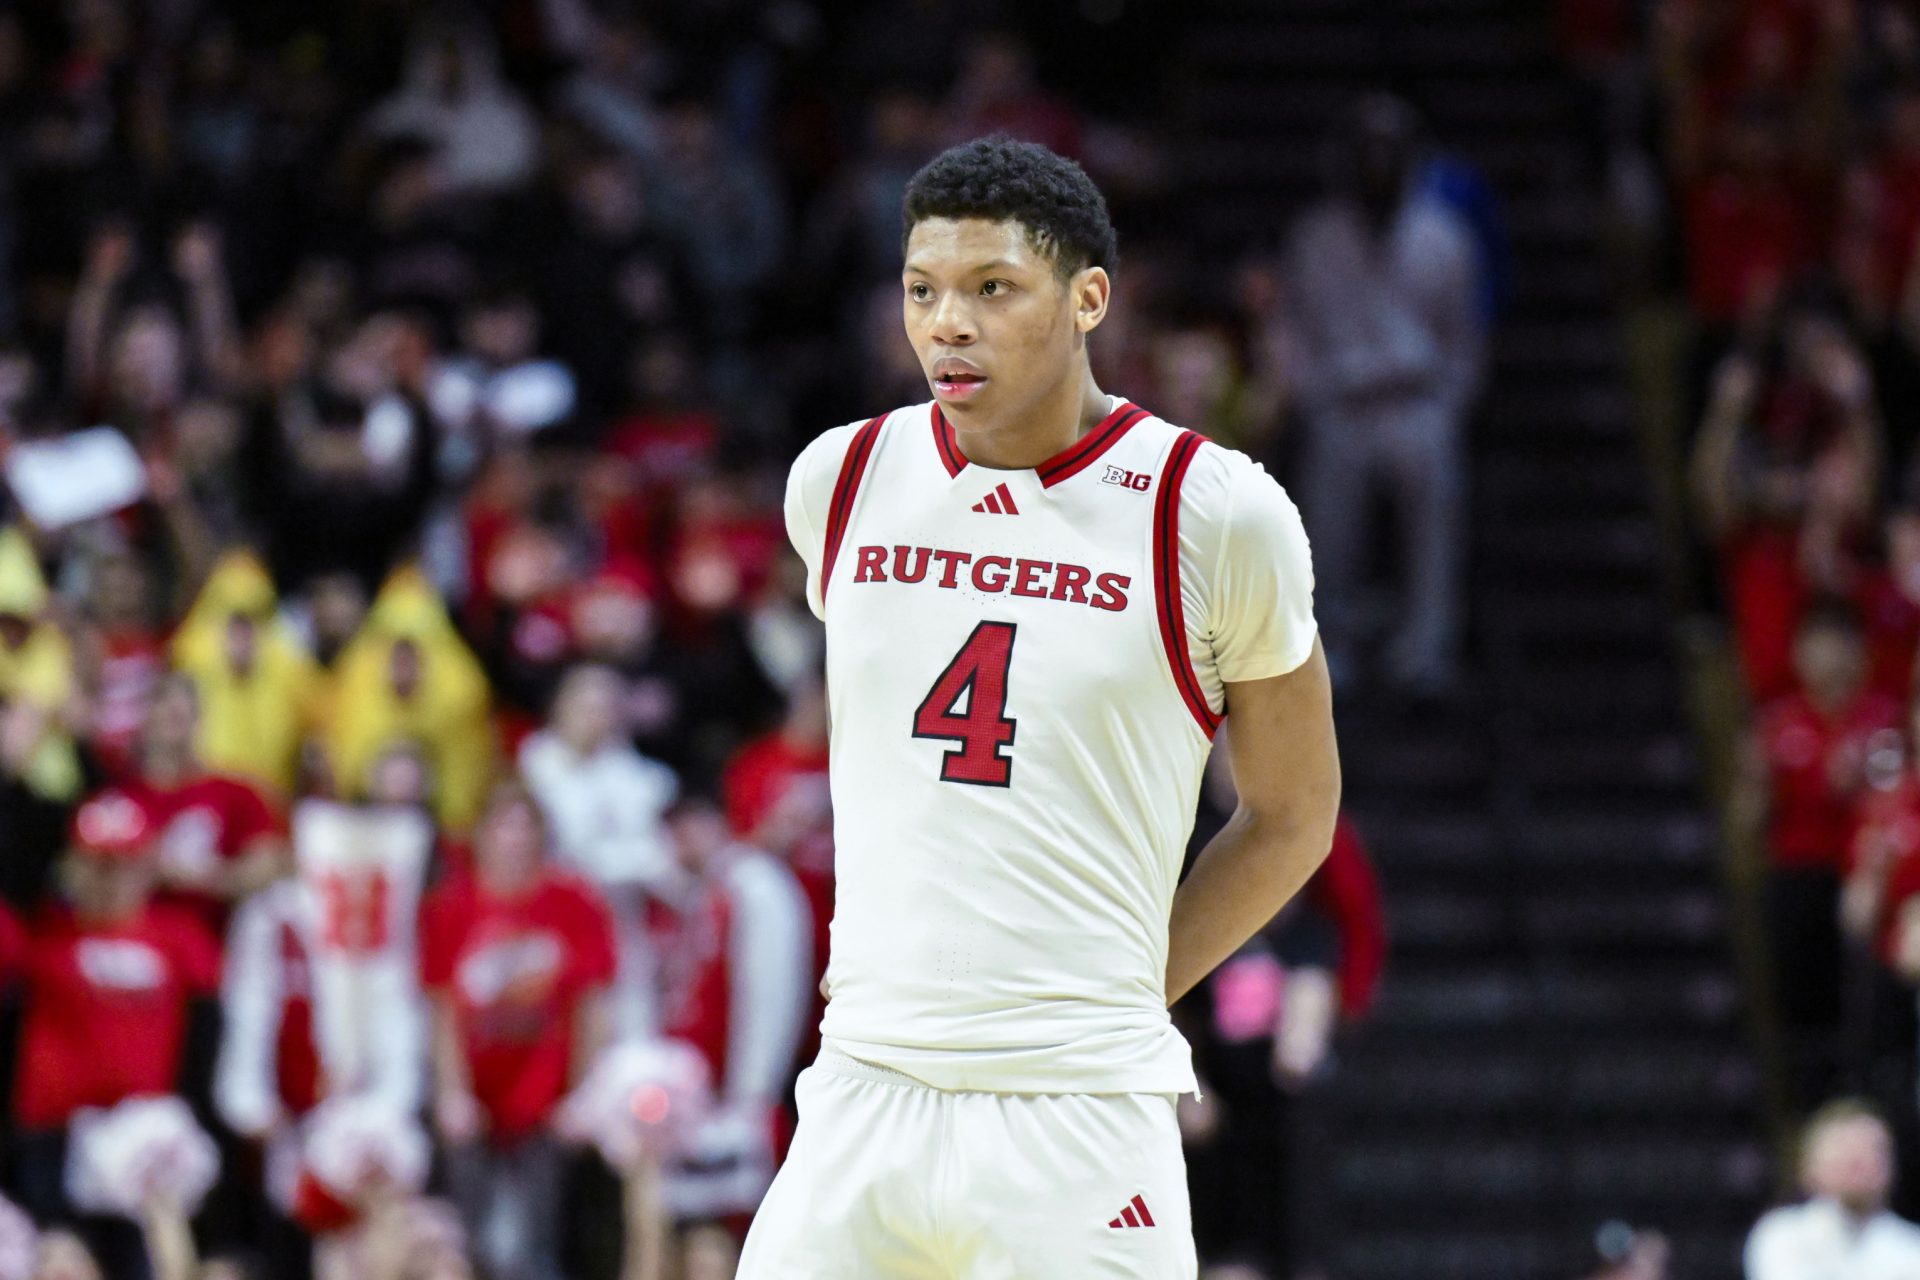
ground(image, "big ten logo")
xmin=1101 ymin=465 xmax=1150 ymax=492
xmin=314 ymin=869 xmax=391 ymax=954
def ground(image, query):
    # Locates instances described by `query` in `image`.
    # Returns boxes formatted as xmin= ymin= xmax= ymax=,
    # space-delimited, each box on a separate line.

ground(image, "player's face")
xmin=902 ymin=217 xmax=1101 ymax=430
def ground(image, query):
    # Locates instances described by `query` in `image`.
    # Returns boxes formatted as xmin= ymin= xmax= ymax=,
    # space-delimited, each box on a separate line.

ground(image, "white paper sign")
xmin=5 ymin=427 xmax=147 ymax=529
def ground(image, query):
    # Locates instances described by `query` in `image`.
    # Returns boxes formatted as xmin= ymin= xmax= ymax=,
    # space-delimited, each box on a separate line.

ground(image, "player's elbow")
xmin=1241 ymin=762 xmax=1341 ymax=872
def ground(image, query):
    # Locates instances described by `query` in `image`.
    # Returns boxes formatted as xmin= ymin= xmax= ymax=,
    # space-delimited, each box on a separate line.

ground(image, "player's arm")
xmin=1165 ymin=638 xmax=1341 ymax=1006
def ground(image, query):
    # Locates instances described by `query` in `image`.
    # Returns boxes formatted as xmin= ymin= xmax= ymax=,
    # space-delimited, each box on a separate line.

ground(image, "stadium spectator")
xmin=1853 ymin=699 xmax=1920 ymax=984
xmin=420 ymin=780 xmax=616 ymax=1280
xmin=1285 ymin=93 xmax=1484 ymax=699
xmin=1743 ymin=599 xmax=1903 ymax=1107
xmin=71 ymin=551 xmax=172 ymax=777
xmin=0 ymin=529 xmax=82 ymax=806
xmin=168 ymin=551 xmax=319 ymax=795
xmin=1677 ymin=100 xmax=1822 ymax=331
xmin=431 ymin=286 xmax=579 ymax=445
xmin=520 ymin=662 xmax=678 ymax=1037
xmin=64 ymin=220 xmax=243 ymax=434
xmin=1689 ymin=291 xmax=1882 ymax=701
xmin=211 ymin=866 xmax=322 ymax=1271
xmin=120 ymin=675 xmax=286 ymax=933
xmin=720 ymin=682 xmax=829 ymax=858
xmin=11 ymin=792 xmax=219 ymax=1274
xmin=647 ymin=794 xmax=810 ymax=1226
xmin=520 ymin=664 xmax=677 ymax=890
xmin=362 ymin=23 xmax=540 ymax=200
xmin=322 ymin=567 xmax=495 ymax=833
xmin=1746 ymin=1099 xmax=1920 ymax=1277
xmin=234 ymin=311 xmax=442 ymax=598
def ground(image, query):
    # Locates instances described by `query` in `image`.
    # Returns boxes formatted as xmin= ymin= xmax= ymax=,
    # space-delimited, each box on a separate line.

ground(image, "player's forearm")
xmin=1164 ymin=803 xmax=1336 ymax=1007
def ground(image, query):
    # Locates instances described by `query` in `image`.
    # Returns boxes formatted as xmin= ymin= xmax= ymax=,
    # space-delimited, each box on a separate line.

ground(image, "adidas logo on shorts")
xmin=1107 ymin=1194 xmax=1156 ymax=1229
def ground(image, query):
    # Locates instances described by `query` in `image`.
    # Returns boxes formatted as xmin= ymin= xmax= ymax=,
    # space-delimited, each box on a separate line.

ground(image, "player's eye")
xmin=981 ymin=280 xmax=1010 ymax=297
xmin=908 ymin=282 xmax=932 ymax=302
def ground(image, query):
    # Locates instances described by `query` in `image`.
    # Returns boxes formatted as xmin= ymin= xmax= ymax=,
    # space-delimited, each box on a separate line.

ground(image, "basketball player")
xmin=739 ymin=136 xmax=1341 ymax=1278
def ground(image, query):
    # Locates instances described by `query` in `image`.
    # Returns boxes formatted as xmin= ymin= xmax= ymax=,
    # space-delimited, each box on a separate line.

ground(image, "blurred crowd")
xmin=1555 ymin=0 xmax=1920 ymax=1265
xmin=0 ymin=1 xmax=1442 ymax=1279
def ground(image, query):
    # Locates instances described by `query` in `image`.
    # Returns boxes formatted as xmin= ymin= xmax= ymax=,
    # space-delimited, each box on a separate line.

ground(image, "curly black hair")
xmin=901 ymin=135 xmax=1117 ymax=279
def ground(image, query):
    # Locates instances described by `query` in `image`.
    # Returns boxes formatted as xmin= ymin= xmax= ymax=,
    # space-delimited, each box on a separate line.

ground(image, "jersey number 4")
xmin=913 ymin=621 xmax=1018 ymax=787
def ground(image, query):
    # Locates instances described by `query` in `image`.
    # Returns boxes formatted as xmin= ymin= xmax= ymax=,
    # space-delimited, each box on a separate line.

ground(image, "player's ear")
xmin=1072 ymin=266 xmax=1110 ymax=335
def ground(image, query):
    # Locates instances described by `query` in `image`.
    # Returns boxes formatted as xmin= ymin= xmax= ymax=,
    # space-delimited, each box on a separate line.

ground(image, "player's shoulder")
xmin=789 ymin=402 xmax=929 ymax=482
xmin=785 ymin=403 xmax=931 ymax=533
xmin=1130 ymin=409 xmax=1291 ymax=529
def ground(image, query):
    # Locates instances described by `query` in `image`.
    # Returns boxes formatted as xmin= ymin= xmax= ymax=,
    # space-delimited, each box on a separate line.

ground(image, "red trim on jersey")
xmin=821 ymin=414 xmax=889 ymax=606
xmin=933 ymin=401 xmax=1146 ymax=488
xmin=932 ymin=407 xmax=967 ymax=478
xmin=1153 ymin=430 xmax=1221 ymax=737
xmin=1038 ymin=403 xmax=1147 ymax=488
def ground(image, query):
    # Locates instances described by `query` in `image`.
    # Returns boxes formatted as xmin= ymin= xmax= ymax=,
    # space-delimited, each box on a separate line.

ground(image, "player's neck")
xmin=953 ymin=368 xmax=1110 ymax=472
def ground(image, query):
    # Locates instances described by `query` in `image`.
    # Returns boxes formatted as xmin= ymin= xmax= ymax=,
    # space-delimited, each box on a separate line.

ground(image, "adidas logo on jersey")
xmin=970 ymin=482 xmax=1019 ymax=515
xmin=1108 ymin=1194 xmax=1156 ymax=1229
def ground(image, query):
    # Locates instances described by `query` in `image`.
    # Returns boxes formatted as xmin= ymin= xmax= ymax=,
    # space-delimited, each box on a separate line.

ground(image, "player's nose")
xmin=927 ymin=293 xmax=976 ymax=345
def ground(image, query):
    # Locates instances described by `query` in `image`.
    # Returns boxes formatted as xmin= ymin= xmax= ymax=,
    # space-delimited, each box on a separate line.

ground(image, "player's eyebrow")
xmin=902 ymin=258 xmax=1020 ymax=277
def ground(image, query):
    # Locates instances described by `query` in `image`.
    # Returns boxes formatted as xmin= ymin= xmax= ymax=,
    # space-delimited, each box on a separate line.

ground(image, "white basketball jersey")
xmin=785 ymin=396 xmax=1316 ymax=1094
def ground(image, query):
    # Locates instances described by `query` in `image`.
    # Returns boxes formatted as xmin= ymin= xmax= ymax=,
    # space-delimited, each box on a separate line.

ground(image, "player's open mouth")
xmin=933 ymin=371 xmax=987 ymax=400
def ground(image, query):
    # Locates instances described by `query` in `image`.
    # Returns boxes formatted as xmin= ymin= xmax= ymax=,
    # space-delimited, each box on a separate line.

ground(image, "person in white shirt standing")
xmin=520 ymin=662 xmax=678 ymax=1039
xmin=1285 ymin=94 xmax=1482 ymax=699
xmin=737 ymin=136 xmax=1341 ymax=1278
xmin=1746 ymin=1099 xmax=1920 ymax=1279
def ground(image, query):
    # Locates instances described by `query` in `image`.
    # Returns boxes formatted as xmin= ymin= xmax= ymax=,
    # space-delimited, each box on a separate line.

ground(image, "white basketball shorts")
xmin=737 ymin=1042 xmax=1197 ymax=1279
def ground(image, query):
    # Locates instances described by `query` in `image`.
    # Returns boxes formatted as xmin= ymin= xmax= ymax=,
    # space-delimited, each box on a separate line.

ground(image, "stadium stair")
xmin=1170 ymin=1 xmax=1772 ymax=1276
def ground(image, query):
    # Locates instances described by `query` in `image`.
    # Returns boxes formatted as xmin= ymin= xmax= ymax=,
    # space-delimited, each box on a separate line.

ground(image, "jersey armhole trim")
xmin=1153 ymin=430 xmax=1222 ymax=738
xmin=820 ymin=413 xmax=890 ymax=607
